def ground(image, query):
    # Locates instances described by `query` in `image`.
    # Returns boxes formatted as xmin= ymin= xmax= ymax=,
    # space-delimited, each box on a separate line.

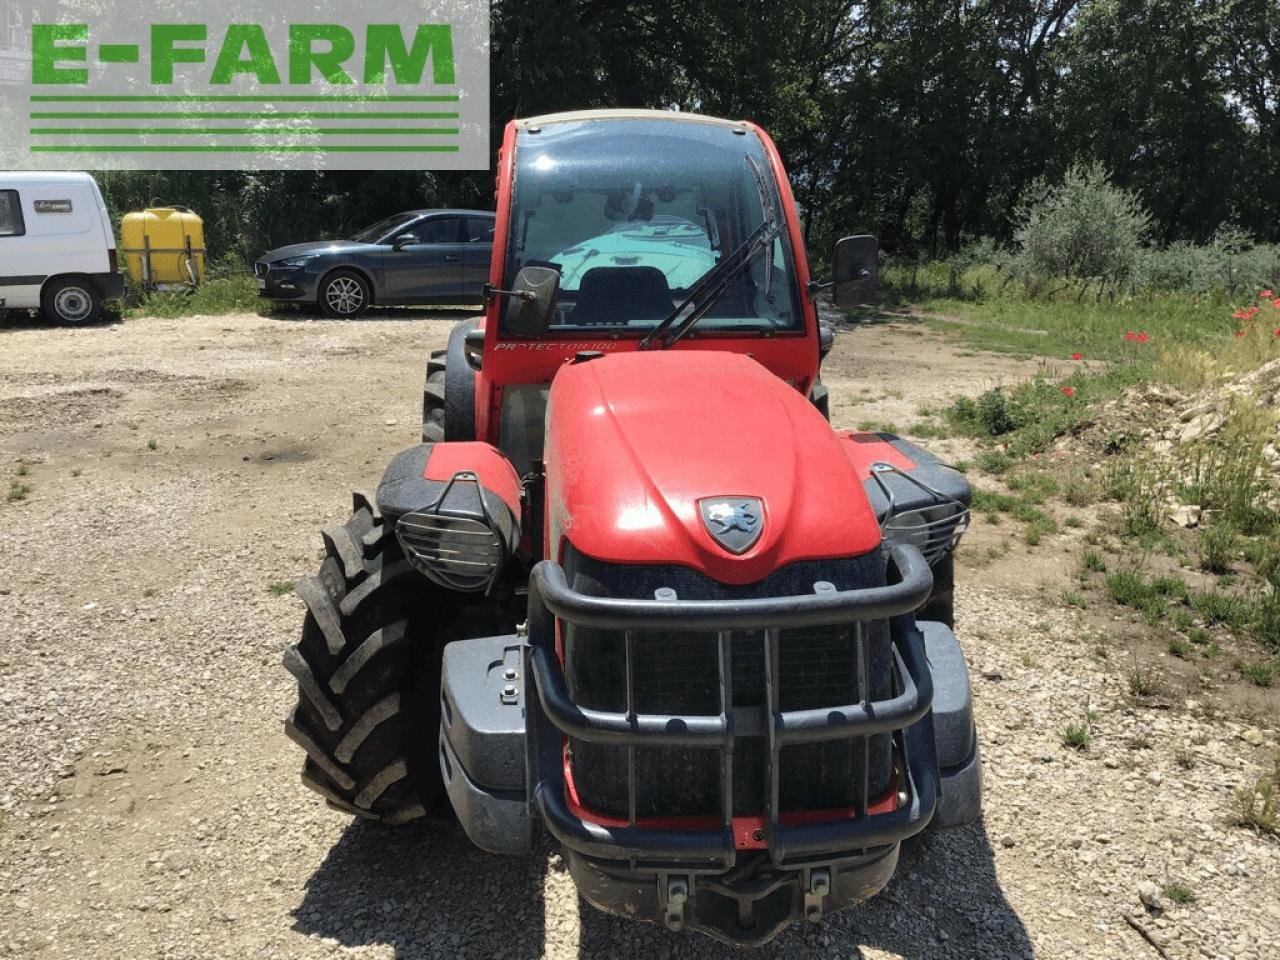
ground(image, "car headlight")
xmin=277 ymin=257 xmax=313 ymax=268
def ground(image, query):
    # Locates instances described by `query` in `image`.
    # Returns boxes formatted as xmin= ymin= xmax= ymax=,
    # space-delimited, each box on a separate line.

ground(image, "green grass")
xmin=133 ymin=274 xmax=263 ymax=318
xmin=1236 ymin=660 xmax=1275 ymax=688
xmin=1082 ymin=550 xmax=1107 ymax=573
xmin=1162 ymin=883 xmax=1196 ymax=906
xmin=266 ymin=580 xmax=297 ymax=597
xmin=6 ymin=481 xmax=30 ymax=502
xmin=1061 ymin=723 xmax=1091 ymax=751
xmin=1127 ymin=663 xmax=1165 ymax=698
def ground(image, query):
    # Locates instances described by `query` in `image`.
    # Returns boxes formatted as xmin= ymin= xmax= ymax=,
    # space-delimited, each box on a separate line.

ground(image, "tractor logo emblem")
xmin=699 ymin=498 xmax=764 ymax=554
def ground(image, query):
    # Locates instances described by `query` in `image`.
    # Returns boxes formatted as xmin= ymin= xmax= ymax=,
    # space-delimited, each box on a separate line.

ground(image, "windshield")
xmin=504 ymin=118 xmax=800 ymax=334
xmin=350 ymin=213 xmax=419 ymax=244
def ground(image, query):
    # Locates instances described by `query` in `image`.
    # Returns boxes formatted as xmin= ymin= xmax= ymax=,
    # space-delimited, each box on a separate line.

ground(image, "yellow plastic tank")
xmin=121 ymin=207 xmax=206 ymax=287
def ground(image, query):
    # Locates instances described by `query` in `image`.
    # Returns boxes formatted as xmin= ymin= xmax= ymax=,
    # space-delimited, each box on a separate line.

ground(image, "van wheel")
xmin=42 ymin=278 xmax=101 ymax=325
xmin=319 ymin=270 xmax=372 ymax=319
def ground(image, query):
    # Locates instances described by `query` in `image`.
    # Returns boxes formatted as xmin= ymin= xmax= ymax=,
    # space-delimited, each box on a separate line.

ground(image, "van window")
xmin=0 ymin=191 xmax=24 ymax=237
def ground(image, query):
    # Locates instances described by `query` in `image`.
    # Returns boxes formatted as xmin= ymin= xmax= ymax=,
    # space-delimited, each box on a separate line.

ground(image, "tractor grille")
xmin=562 ymin=549 xmax=894 ymax=819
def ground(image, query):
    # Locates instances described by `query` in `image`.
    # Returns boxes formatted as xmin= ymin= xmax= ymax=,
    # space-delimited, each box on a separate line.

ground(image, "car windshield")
xmin=349 ymin=213 xmax=419 ymax=244
xmin=503 ymin=118 xmax=800 ymax=334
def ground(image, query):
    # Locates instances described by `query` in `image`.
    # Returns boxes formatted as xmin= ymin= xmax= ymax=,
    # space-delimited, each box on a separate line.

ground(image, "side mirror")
xmin=391 ymin=234 xmax=417 ymax=251
xmin=832 ymin=235 xmax=878 ymax=307
xmin=503 ymin=266 xmax=560 ymax=337
xmin=819 ymin=323 xmax=835 ymax=359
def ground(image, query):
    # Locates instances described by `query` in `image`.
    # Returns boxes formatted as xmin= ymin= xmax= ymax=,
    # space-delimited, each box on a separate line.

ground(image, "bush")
xmin=1012 ymin=162 xmax=1150 ymax=286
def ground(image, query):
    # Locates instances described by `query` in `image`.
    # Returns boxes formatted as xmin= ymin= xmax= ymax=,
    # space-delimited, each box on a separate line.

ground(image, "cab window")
xmin=0 ymin=191 xmax=24 ymax=237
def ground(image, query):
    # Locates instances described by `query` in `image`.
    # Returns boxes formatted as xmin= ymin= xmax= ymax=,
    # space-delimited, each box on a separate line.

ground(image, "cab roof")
xmin=514 ymin=109 xmax=748 ymax=130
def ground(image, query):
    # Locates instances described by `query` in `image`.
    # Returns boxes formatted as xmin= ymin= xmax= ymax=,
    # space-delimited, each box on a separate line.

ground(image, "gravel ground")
xmin=0 ymin=309 xmax=1276 ymax=959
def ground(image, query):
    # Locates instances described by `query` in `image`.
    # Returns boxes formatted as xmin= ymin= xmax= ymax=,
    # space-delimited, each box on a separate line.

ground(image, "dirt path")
xmin=0 ymin=311 xmax=1275 ymax=960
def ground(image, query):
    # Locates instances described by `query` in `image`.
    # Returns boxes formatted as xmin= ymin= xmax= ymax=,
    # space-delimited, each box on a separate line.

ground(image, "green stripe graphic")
xmin=30 ymin=95 xmax=460 ymax=103
xmin=31 ymin=145 xmax=461 ymax=153
xmin=30 ymin=112 xmax=459 ymax=120
xmin=31 ymin=128 xmax=460 ymax=136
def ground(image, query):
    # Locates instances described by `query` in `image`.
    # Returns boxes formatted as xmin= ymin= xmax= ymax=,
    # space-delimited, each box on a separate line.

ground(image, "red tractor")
xmin=284 ymin=110 xmax=980 ymax=945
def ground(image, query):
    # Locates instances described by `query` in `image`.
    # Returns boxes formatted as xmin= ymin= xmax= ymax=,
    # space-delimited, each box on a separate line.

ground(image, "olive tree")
xmin=1012 ymin=162 xmax=1150 ymax=290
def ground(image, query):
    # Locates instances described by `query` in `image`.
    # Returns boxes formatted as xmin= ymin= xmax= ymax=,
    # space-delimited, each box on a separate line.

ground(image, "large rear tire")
xmin=422 ymin=318 xmax=478 ymax=442
xmin=283 ymin=492 xmax=444 ymax=823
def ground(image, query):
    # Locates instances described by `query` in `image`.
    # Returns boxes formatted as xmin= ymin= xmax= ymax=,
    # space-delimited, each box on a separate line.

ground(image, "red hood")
xmin=544 ymin=352 xmax=881 ymax=585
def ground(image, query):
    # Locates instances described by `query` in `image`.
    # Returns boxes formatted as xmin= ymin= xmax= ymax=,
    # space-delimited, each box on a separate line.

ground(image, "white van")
xmin=0 ymin=172 xmax=125 ymax=324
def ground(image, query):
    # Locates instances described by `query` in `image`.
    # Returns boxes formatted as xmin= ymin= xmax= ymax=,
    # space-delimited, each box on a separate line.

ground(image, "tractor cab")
xmin=457 ymin=111 xmax=874 ymax=475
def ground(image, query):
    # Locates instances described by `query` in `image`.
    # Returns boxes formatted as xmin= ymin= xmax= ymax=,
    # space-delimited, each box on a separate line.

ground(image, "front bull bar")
xmin=523 ymin=543 xmax=940 ymax=873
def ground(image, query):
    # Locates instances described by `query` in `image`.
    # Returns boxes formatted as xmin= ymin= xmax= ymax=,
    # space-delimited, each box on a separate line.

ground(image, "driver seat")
xmin=570 ymin=266 xmax=673 ymax=326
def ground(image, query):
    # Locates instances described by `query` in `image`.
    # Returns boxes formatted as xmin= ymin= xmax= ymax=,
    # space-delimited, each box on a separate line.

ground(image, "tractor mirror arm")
xmin=482 ymin=282 xmax=536 ymax=307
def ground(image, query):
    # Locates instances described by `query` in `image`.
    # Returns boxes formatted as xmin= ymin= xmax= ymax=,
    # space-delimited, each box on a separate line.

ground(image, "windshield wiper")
xmin=639 ymin=156 xmax=780 ymax=350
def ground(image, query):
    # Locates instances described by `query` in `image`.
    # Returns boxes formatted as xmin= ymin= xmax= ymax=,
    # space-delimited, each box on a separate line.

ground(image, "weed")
xmin=146 ymin=439 xmax=158 ymax=451
xmin=1065 ymin=516 xmax=1083 ymax=528
xmin=70 ymin=468 xmax=81 ymax=478
xmin=1127 ymin=662 xmax=1165 ymax=698
xmin=1006 ymin=470 xmax=1059 ymax=504
xmin=1082 ymin=551 xmax=1107 ymax=573
xmin=1063 ymin=591 xmax=1087 ymax=608
xmin=950 ymin=460 xmax=970 ymax=473
xmin=6 ymin=481 xmax=30 ymax=502
xmin=15 ymin=463 xmax=28 ymax=477
xmin=1197 ymin=524 xmax=1237 ymax=574
xmin=1169 ymin=637 xmax=1193 ymax=659
xmin=974 ymin=449 xmax=1014 ymax=474
xmin=1174 ymin=748 xmax=1197 ymax=770
xmin=1161 ymin=883 xmax=1195 ymax=905
xmin=1172 ymin=609 xmax=1195 ymax=632
xmin=1236 ymin=660 xmax=1275 ymax=688
xmin=1062 ymin=476 xmax=1097 ymax=507
xmin=1192 ymin=591 xmax=1251 ymax=630
xmin=1061 ymin=697 xmax=1094 ymax=751
xmin=1235 ymin=772 xmax=1277 ymax=836
xmin=267 ymin=580 xmax=296 ymax=597
xmin=1061 ymin=722 xmax=1091 ymax=751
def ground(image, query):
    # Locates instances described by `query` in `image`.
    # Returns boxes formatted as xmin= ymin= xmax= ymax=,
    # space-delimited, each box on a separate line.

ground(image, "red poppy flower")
xmin=1262 ymin=290 xmax=1274 ymax=299
xmin=1248 ymin=306 xmax=1261 ymax=317
xmin=1061 ymin=386 xmax=1076 ymax=397
xmin=1135 ymin=332 xmax=1151 ymax=343
xmin=1070 ymin=351 xmax=1083 ymax=360
xmin=1233 ymin=310 xmax=1249 ymax=320
xmin=1124 ymin=332 xmax=1136 ymax=342
xmin=1272 ymin=299 xmax=1280 ymax=309
xmin=1274 ymin=327 xmax=1280 ymax=338
xmin=1236 ymin=329 xmax=1248 ymax=338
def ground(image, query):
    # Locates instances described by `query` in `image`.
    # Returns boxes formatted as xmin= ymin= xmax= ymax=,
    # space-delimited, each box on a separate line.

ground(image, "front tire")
xmin=283 ymin=492 xmax=443 ymax=823
xmin=319 ymin=270 xmax=371 ymax=319
xmin=42 ymin=277 xmax=101 ymax=325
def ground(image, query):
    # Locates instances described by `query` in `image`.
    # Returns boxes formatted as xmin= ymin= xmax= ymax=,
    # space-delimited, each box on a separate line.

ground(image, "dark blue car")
xmin=254 ymin=209 xmax=495 ymax=318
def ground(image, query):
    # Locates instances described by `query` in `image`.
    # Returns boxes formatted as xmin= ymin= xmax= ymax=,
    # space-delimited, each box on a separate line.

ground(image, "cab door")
xmin=380 ymin=215 xmax=465 ymax=303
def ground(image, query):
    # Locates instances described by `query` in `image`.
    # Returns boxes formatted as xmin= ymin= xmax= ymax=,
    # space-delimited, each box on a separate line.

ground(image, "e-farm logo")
xmin=1 ymin=0 xmax=489 ymax=171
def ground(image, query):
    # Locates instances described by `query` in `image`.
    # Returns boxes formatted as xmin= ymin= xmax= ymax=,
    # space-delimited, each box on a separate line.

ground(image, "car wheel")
xmin=42 ymin=277 xmax=101 ymax=325
xmin=319 ymin=270 xmax=372 ymax=319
